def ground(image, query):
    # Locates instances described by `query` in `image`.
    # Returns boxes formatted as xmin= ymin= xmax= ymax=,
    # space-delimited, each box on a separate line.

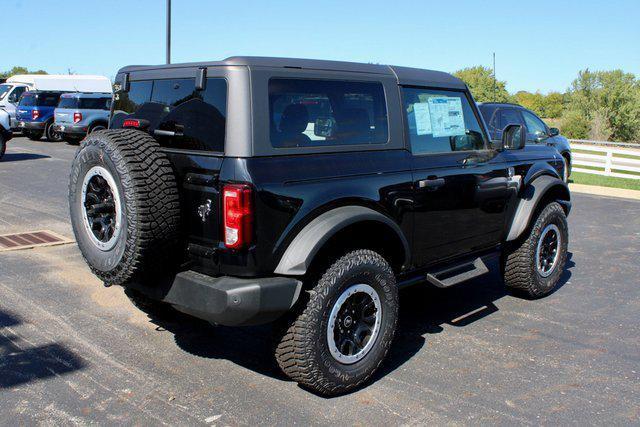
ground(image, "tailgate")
xmin=55 ymin=108 xmax=75 ymax=124
xmin=164 ymin=152 xmax=225 ymax=251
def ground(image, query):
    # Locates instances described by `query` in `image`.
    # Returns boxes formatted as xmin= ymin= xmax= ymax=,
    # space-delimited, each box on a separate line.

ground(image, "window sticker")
xmin=413 ymin=102 xmax=432 ymax=135
xmin=428 ymin=96 xmax=466 ymax=137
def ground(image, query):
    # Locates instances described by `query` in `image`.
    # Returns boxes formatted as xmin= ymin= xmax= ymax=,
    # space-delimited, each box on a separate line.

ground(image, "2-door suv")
xmin=478 ymin=102 xmax=572 ymax=181
xmin=68 ymin=57 xmax=570 ymax=395
xmin=16 ymin=90 xmax=67 ymax=141
xmin=53 ymin=92 xmax=112 ymax=144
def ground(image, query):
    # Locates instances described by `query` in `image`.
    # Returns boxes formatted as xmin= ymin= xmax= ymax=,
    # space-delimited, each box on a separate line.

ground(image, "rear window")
xmin=268 ymin=79 xmax=388 ymax=148
xmin=111 ymin=78 xmax=227 ymax=152
xmin=19 ymin=93 xmax=36 ymax=106
xmin=58 ymin=97 xmax=79 ymax=109
xmin=79 ymin=97 xmax=111 ymax=110
xmin=20 ymin=92 xmax=62 ymax=107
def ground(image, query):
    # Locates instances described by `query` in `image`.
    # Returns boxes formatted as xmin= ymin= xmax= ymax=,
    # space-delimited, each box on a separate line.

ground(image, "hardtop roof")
xmin=118 ymin=56 xmax=467 ymax=89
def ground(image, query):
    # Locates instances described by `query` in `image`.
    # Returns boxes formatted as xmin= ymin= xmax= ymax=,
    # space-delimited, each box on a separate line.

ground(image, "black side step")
xmin=425 ymin=257 xmax=489 ymax=288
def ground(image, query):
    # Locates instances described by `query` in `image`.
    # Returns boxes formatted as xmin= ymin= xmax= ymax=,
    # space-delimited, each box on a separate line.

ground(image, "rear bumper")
xmin=52 ymin=123 xmax=87 ymax=136
xmin=159 ymin=271 xmax=302 ymax=326
xmin=16 ymin=120 xmax=46 ymax=131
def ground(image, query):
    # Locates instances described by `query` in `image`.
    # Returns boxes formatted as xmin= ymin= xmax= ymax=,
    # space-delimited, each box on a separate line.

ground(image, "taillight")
xmin=31 ymin=110 xmax=39 ymax=120
xmin=123 ymin=119 xmax=141 ymax=128
xmin=73 ymin=112 xmax=82 ymax=123
xmin=223 ymin=184 xmax=253 ymax=249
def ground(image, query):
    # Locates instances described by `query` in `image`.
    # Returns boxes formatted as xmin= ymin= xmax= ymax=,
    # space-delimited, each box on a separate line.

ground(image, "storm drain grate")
xmin=0 ymin=230 xmax=74 ymax=252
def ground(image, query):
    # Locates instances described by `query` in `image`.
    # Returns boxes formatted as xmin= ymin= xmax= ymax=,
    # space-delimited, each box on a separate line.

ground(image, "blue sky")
xmin=3 ymin=0 xmax=639 ymax=93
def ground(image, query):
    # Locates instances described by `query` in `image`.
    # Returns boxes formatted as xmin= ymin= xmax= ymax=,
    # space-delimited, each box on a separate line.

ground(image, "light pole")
xmin=166 ymin=0 xmax=171 ymax=64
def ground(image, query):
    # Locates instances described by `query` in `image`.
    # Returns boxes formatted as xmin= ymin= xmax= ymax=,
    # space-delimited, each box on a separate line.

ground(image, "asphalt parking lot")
xmin=1 ymin=136 xmax=639 ymax=425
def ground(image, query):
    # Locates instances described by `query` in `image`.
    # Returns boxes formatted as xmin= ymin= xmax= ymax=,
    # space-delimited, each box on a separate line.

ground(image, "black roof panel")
xmin=118 ymin=56 xmax=466 ymax=89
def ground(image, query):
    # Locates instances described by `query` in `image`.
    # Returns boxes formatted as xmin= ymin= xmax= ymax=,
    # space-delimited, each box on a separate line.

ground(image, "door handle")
xmin=417 ymin=177 xmax=445 ymax=189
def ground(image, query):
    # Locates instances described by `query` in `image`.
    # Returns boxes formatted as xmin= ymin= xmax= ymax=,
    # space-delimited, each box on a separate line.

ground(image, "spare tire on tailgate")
xmin=68 ymin=129 xmax=180 ymax=286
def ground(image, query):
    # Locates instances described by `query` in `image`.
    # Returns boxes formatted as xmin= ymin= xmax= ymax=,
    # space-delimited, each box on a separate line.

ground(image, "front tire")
xmin=0 ymin=135 xmax=5 ymax=160
xmin=275 ymin=249 xmax=398 ymax=395
xmin=503 ymin=202 xmax=568 ymax=298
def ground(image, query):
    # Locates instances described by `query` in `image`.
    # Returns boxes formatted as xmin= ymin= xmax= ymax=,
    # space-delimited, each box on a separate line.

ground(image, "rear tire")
xmin=88 ymin=122 xmax=107 ymax=134
xmin=503 ymin=202 xmax=568 ymax=298
xmin=68 ymin=129 xmax=181 ymax=286
xmin=45 ymin=121 xmax=63 ymax=142
xmin=275 ymin=249 xmax=398 ymax=395
xmin=25 ymin=130 xmax=43 ymax=141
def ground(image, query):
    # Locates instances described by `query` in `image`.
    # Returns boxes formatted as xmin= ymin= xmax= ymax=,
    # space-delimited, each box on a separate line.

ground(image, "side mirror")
xmin=549 ymin=127 xmax=560 ymax=137
xmin=502 ymin=124 xmax=525 ymax=150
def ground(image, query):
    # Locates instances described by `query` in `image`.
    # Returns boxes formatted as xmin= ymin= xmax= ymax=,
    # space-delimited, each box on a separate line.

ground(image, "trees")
xmin=454 ymin=66 xmax=510 ymax=103
xmin=0 ymin=66 xmax=48 ymax=79
xmin=564 ymin=69 xmax=640 ymax=141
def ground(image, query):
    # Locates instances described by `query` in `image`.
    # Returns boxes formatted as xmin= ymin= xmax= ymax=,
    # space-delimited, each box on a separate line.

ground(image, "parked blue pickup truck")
xmin=15 ymin=91 xmax=67 ymax=141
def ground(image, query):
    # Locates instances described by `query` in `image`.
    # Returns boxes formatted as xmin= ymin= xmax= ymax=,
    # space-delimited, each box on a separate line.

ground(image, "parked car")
xmin=15 ymin=91 xmax=68 ymax=141
xmin=53 ymin=92 xmax=112 ymax=144
xmin=478 ymin=102 xmax=572 ymax=181
xmin=0 ymin=74 xmax=112 ymax=131
xmin=0 ymin=108 xmax=12 ymax=160
xmin=68 ymin=57 xmax=570 ymax=396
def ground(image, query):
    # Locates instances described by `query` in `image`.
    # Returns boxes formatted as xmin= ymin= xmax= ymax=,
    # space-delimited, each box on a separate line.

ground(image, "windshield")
xmin=0 ymin=84 xmax=12 ymax=100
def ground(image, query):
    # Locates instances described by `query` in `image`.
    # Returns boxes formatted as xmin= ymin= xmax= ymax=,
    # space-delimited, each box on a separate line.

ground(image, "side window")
xmin=522 ymin=110 xmax=547 ymax=139
xmin=402 ymin=88 xmax=486 ymax=154
xmin=498 ymin=108 xmax=523 ymax=129
xmin=9 ymin=86 xmax=26 ymax=103
xmin=269 ymin=78 xmax=388 ymax=148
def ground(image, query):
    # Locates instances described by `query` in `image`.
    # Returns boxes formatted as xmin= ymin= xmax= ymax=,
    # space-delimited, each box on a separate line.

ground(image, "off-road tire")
xmin=503 ymin=202 xmax=568 ymax=298
xmin=25 ymin=130 xmax=43 ymax=141
xmin=275 ymin=249 xmax=398 ymax=395
xmin=45 ymin=121 xmax=63 ymax=142
xmin=0 ymin=136 xmax=6 ymax=160
xmin=69 ymin=129 xmax=180 ymax=286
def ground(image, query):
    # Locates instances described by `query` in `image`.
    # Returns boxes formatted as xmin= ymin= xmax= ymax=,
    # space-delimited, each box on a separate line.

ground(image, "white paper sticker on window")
xmin=428 ymin=96 xmax=466 ymax=138
xmin=413 ymin=102 xmax=432 ymax=135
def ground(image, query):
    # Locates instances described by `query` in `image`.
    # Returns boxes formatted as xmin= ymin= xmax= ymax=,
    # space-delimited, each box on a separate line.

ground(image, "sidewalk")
xmin=569 ymin=183 xmax=640 ymax=200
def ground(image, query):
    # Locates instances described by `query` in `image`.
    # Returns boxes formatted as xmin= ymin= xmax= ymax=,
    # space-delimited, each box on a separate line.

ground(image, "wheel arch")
xmin=273 ymin=205 xmax=410 ymax=276
xmin=506 ymin=174 xmax=571 ymax=242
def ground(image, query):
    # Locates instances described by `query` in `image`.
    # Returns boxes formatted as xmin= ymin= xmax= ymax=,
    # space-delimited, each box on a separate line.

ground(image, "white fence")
xmin=569 ymin=140 xmax=640 ymax=180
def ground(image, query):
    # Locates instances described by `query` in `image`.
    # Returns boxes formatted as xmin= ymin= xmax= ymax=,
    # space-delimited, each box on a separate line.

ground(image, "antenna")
xmin=492 ymin=52 xmax=496 ymax=102
xmin=166 ymin=0 xmax=171 ymax=64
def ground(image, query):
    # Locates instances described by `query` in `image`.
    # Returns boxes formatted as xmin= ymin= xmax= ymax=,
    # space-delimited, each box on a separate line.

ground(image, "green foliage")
xmin=560 ymin=110 xmax=590 ymax=139
xmin=0 ymin=66 xmax=48 ymax=79
xmin=453 ymin=66 xmax=510 ymax=103
xmin=566 ymin=69 xmax=640 ymax=142
xmin=513 ymin=91 xmax=564 ymax=118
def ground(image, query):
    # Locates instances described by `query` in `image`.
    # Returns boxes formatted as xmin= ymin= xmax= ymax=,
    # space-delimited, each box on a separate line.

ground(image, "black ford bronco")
xmin=68 ymin=57 xmax=570 ymax=395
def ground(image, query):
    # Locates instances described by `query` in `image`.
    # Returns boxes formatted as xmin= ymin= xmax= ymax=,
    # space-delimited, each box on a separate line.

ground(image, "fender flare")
xmin=274 ymin=205 xmax=410 ymax=276
xmin=506 ymin=175 xmax=571 ymax=241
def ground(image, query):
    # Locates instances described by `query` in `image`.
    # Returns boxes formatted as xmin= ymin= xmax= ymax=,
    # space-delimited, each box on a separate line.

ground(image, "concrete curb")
xmin=569 ymin=183 xmax=640 ymax=201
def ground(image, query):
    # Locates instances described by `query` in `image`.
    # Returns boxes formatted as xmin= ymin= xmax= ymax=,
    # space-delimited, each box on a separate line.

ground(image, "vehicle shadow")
xmin=142 ymin=253 xmax=574 ymax=393
xmin=0 ymin=309 xmax=86 ymax=389
xmin=0 ymin=152 xmax=50 ymax=162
